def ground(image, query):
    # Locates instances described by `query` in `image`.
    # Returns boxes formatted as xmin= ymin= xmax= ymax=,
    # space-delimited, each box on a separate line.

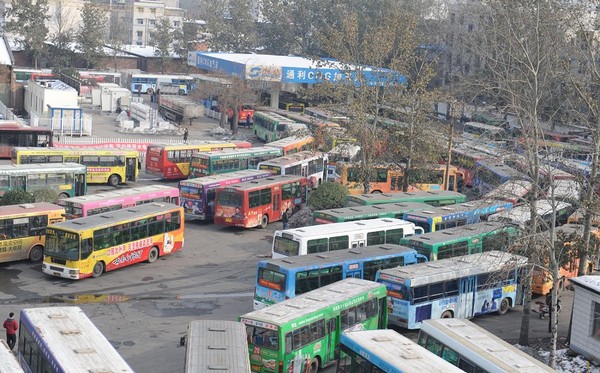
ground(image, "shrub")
xmin=33 ymin=188 xmax=59 ymax=203
xmin=0 ymin=190 xmax=35 ymax=206
xmin=307 ymin=182 xmax=348 ymax=210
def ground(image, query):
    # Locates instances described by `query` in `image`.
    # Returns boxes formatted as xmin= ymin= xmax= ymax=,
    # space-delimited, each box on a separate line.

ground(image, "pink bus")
xmin=57 ymin=185 xmax=180 ymax=219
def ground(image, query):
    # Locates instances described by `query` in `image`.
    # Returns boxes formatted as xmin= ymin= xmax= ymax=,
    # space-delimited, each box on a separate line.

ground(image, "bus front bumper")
xmin=42 ymin=262 xmax=81 ymax=279
xmin=388 ymin=314 xmax=408 ymax=329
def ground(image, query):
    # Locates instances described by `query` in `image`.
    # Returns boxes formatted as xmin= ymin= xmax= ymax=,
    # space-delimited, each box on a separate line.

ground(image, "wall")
xmin=570 ymin=285 xmax=600 ymax=361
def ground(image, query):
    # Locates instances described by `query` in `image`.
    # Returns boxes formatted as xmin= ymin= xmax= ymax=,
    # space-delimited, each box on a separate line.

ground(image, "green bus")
xmin=239 ymin=278 xmax=387 ymax=373
xmin=188 ymin=146 xmax=283 ymax=178
xmin=313 ymin=201 xmax=431 ymax=224
xmin=252 ymin=111 xmax=307 ymax=143
xmin=399 ymin=221 xmax=520 ymax=261
xmin=0 ymin=163 xmax=87 ymax=199
xmin=346 ymin=190 xmax=467 ymax=207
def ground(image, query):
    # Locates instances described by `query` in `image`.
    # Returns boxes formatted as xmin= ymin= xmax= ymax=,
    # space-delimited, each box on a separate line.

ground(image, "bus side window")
xmin=81 ymin=238 xmax=92 ymax=259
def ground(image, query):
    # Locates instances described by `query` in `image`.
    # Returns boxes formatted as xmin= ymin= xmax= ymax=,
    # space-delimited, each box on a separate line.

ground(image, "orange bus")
xmin=264 ymin=136 xmax=314 ymax=155
xmin=213 ymin=175 xmax=307 ymax=229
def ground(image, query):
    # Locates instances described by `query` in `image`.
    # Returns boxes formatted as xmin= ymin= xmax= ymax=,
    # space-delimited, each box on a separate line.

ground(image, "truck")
xmin=158 ymin=96 xmax=204 ymax=124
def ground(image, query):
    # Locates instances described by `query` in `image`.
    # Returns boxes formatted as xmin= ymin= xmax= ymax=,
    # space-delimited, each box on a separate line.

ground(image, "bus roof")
xmin=277 ymin=218 xmax=416 ymax=238
xmin=378 ymin=251 xmax=528 ymax=287
xmin=179 ymin=169 xmax=272 ymax=187
xmin=240 ymin=278 xmax=384 ymax=326
xmin=258 ymin=151 xmax=325 ymax=167
xmin=12 ymin=147 xmax=139 ymax=155
xmin=48 ymin=202 xmax=180 ymax=232
xmin=221 ymin=175 xmax=306 ymax=191
xmin=264 ymin=136 xmax=314 ymax=148
xmin=346 ymin=191 xmax=466 ymax=205
xmin=488 ymin=199 xmax=572 ymax=227
xmin=58 ymin=185 xmax=177 ymax=204
xmin=475 ymin=161 xmax=530 ymax=179
xmin=0 ymin=340 xmax=23 ymax=373
xmin=483 ymin=180 xmax=533 ymax=201
xmin=403 ymin=199 xmax=513 ymax=220
xmin=0 ymin=123 xmax=52 ymax=133
xmin=147 ymin=141 xmax=251 ymax=150
xmin=314 ymin=202 xmax=431 ymax=221
xmin=0 ymin=202 xmax=64 ymax=217
xmin=185 ymin=320 xmax=250 ymax=373
xmin=341 ymin=329 xmax=464 ymax=373
xmin=20 ymin=307 xmax=134 ymax=372
xmin=463 ymin=121 xmax=506 ymax=131
xmin=421 ymin=319 xmax=555 ymax=372
xmin=403 ymin=221 xmax=513 ymax=246
xmin=0 ymin=163 xmax=86 ymax=174
xmin=194 ymin=146 xmax=282 ymax=159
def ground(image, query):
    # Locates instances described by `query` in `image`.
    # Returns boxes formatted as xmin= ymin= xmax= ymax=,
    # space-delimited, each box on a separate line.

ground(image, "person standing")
xmin=183 ymin=128 xmax=189 ymax=143
xmin=3 ymin=312 xmax=18 ymax=350
xmin=282 ymin=208 xmax=290 ymax=230
xmin=245 ymin=113 xmax=252 ymax=129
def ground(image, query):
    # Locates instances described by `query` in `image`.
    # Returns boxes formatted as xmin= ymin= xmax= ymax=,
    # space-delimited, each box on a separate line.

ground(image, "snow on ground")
xmin=518 ymin=346 xmax=600 ymax=373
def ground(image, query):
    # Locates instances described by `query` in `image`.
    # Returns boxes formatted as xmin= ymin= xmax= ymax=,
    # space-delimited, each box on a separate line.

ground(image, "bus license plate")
xmin=225 ymin=218 xmax=232 ymax=222
xmin=251 ymin=364 xmax=261 ymax=372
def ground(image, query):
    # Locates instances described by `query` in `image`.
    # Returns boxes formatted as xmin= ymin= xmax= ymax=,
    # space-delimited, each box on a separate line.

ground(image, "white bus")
xmin=488 ymin=199 xmax=573 ymax=230
xmin=0 ymin=340 xmax=23 ymax=373
xmin=184 ymin=320 xmax=250 ymax=373
xmin=337 ymin=329 xmax=464 ymax=373
xmin=17 ymin=306 xmax=134 ymax=373
xmin=462 ymin=121 xmax=506 ymax=141
xmin=272 ymin=218 xmax=424 ymax=259
xmin=418 ymin=318 xmax=555 ymax=372
xmin=257 ymin=150 xmax=328 ymax=189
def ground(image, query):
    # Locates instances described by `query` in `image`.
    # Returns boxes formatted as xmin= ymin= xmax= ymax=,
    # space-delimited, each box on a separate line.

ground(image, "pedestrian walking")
xmin=282 ymin=208 xmax=290 ymax=230
xmin=245 ymin=114 xmax=251 ymax=129
xmin=183 ymin=128 xmax=189 ymax=143
xmin=3 ymin=312 xmax=18 ymax=350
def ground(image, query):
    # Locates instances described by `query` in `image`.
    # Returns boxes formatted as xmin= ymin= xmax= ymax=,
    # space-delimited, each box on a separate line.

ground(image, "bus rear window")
xmin=180 ymin=186 xmax=202 ymax=200
xmin=258 ymin=268 xmax=286 ymax=291
xmin=380 ymin=280 xmax=409 ymax=301
xmin=217 ymin=191 xmax=242 ymax=207
xmin=273 ymin=236 xmax=299 ymax=256
xmin=246 ymin=325 xmax=279 ymax=351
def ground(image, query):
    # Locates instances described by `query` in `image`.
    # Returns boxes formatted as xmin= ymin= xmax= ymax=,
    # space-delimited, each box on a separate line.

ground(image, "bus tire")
xmin=148 ymin=247 xmax=159 ymax=263
xmin=371 ymin=190 xmax=382 ymax=194
xmin=441 ymin=310 xmax=453 ymax=319
xmin=260 ymin=215 xmax=269 ymax=229
xmin=309 ymin=357 xmax=319 ymax=373
xmin=498 ymin=298 xmax=510 ymax=315
xmin=58 ymin=192 xmax=69 ymax=200
xmin=146 ymin=88 xmax=154 ymax=95
xmin=29 ymin=245 xmax=43 ymax=262
xmin=108 ymin=174 xmax=120 ymax=187
xmin=92 ymin=262 xmax=104 ymax=278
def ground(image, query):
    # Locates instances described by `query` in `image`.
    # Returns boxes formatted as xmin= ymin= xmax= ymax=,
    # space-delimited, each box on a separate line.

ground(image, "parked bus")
xmin=17 ymin=307 xmax=134 ymax=373
xmin=240 ymin=278 xmax=388 ymax=373
xmin=189 ymin=147 xmax=282 ymax=178
xmin=450 ymin=147 xmax=496 ymax=187
xmin=411 ymin=165 xmax=463 ymax=192
xmin=0 ymin=340 xmax=23 ymax=373
xmin=184 ymin=320 xmax=250 ymax=373
xmin=313 ymin=202 xmax=432 ymax=224
xmin=483 ymin=179 xmax=533 ymax=205
xmin=214 ymin=175 xmax=307 ymax=229
xmin=272 ymin=218 xmax=424 ymax=259
xmin=0 ymin=122 xmax=53 ymax=158
xmin=145 ymin=141 xmax=252 ymax=179
xmin=42 ymin=202 xmax=184 ymax=279
xmin=255 ymin=243 xmax=427 ymax=310
xmin=130 ymin=73 xmax=194 ymax=95
xmin=12 ymin=147 xmax=138 ymax=186
xmin=418 ymin=318 xmax=555 ymax=372
xmin=252 ymin=111 xmax=308 ymax=142
xmin=461 ymin=121 xmax=507 ymax=141
xmin=278 ymin=100 xmax=305 ymax=113
xmin=257 ymin=150 xmax=328 ymax=188
xmin=488 ymin=199 xmax=573 ymax=230
xmin=473 ymin=160 xmax=531 ymax=195
xmin=58 ymin=185 xmax=180 ymax=219
xmin=0 ymin=203 xmax=65 ymax=263
xmin=337 ymin=329 xmax=464 ymax=373
xmin=400 ymin=221 xmax=520 ymax=261
xmin=567 ymin=208 xmax=600 ymax=227
xmin=264 ymin=136 xmax=314 ymax=155
xmin=0 ymin=163 xmax=87 ymax=198
xmin=346 ymin=190 xmax=467 ymax=207
xmin=377 ymin=250 xmax=527 ymax=329
xmin=402 ymin=199 xmax=513 ymax=233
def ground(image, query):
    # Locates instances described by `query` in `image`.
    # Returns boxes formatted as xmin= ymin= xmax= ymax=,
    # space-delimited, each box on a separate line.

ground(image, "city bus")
xmin=473 ymin=160 xmax=531 ymax=195
xmin=346 ymin=190 xmax=467 ymax=207
xmin=184 ymin=320 xmax=250 ymax=373
xmin=402 ymin=199 xmax=514 ymax=233
xmin=11 ymin=147 xmax=139 ymax=186
xmin=461 ymin=121 xmax=507 ymax=141
xmin=214 ymin=175 xmax=307 ymax=229
xmin=257 ymin=151 xmax=328 ymax=188
xmin=179 ymin=169 xmax=272 ymax=221
xmin=487 ymin=199 xmax=573 ymax=230
xmin=0 ymin=122 xmax=53 ymax=158
xmin=17 ymin=307 xmax=134 ymax=373
xmin=418 ymin=319 xmax=555 ymax=372
xmin=240 ymin=278 xmax=388 ymax=373
xmin=42 ymin=202 xmax=184 ymax=279
xmin=567 ymin=208 xmax=600 ymax=227
xmin=400 ymin=221 xmax=520 ymax=261
xmin=482 ymin=179 xmax=533 ymax=205
xmin=252 ymin=111 xmax=308 ymax=142
xmin=376 ymin=250 xmax=528 ymax=329
xmin=337 ymin=329 xmax=464 ymax=373
xmin=130 ymin=73 xmax=194 ymax=95
xmin=0 ymin=340 xmax=23 ymax=373
xmin=278 ymin=100 xmax=305 ymax=113
xmin=145 ymin=141 xmax=252 ymax=180
xmin=0 ymin=202 xmax=65 ymax=263
xmin=450 ymin=147 xmax=496 ymax=187
xmin=313 ymin=202 xmax=432 ymax=224
xmin=264 ymin=136 xmax=314 ymax=155
xmin=0 ymin=163 xmax=87 ymax=198
xmin=188 ymin=146 xmax=282 ymax=178
xmin=272 ymin=218 xmax=424 ymax=259
xmin=58 ymin=185 xmax=180 ymax=219
xmin=254 ymin=243 xmax=427 ymax=310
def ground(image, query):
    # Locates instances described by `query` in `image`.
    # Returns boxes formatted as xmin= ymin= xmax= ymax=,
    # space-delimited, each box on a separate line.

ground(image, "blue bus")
xmin=473 ymin=160 xmax=530 ymax=195
xmin=402 ymin=199 xmax=513 ymax=233
xmin=254 ymin=243 xmax=427 ymax=310
xmin=376 ymin=250 xmax=528 ymax=329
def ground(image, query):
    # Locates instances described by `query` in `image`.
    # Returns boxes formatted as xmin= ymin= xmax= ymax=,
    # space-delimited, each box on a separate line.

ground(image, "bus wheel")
xmin=108 ymin=174 xmax=120 ymax=187
xmin=260 ymin=215 xmax=269 ymax=229
xmin=92 ymin=262 xmax=104 ymax=278
xmin=146 ymin=88 xmax=154 ymax=95
xmin=309 ymin=358 xmax=319 ymax=373
xmin=498 ymin=298 xmax=510 ymax=315
xmin=148 ymin=247 xmax=159 ymax=263
xmin=371 ymin=190 xmax=382 ymax=194
xmin=441 ymin=310 xmax=453 ymax=319
xmin=29 ymin=245 xmax=43 ymax=262
xmin=58 ymin=192 xmax=69 ymax=200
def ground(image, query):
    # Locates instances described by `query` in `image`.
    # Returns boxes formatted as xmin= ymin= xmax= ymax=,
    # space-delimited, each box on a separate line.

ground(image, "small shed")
xmin=24 ymin=79 xmax=78 ymax=117
xmin=569 ymin=275 xmax=600 ymax=362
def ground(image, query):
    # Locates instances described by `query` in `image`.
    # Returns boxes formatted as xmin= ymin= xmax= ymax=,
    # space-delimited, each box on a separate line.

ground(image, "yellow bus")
xmin=42 ymin=203 xmax=184 ymax=279
xmin=0 ymin=203 xmax=65 ymax=263
xmin=11 ymin=147 xmax=139 ymax=186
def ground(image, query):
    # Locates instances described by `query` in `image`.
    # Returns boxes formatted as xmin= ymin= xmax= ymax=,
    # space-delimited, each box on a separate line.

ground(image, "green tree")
xmin=48 ymin=0 xmax=77 ymax=68
xmin=202 ymin=0 xmax=256 ymax=53
xmin=307 ymin=182 xmax=348 ymax=210
xmin=5 ymin=0 xmax=50 ymax=69
xmin=32 ymin=188 xmax=58 ymax=203
xmin=0 ymin=190 xmax=34 ymax=206
xmin=173 ymin=21 xmax=199 ymax=70
xmin=77 ymin=1 xmax=107 ymax=69
xmin=150 ymin=18 xmax=176 ymax=74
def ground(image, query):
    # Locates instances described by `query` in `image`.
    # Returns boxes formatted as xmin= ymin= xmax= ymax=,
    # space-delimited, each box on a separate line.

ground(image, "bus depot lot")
xmin=0 ymin=188 xmax=574 ymax=372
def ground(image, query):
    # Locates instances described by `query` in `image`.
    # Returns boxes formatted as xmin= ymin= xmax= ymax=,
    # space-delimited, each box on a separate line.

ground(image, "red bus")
xmin=145 ymin=141 xmax=252 ymax=179
xmin=213 ymin=175 xmax=307 ymax=229
xmin=0 ymin=122 xmax=53 ymax=158
xmin=450 ymin=147 xmax=498 ymax=187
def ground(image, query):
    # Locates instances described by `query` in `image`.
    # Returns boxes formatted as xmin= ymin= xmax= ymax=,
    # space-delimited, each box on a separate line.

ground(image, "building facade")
xmin=570 ymin=276 xmax=600 ymax=362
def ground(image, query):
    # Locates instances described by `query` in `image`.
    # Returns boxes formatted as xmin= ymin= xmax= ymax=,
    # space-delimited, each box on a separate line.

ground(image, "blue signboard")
xmin=191 ymin=53 xmax=245 ymax=78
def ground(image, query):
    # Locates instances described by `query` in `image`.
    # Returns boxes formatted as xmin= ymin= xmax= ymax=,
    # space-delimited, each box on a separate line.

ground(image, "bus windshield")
xmin=217 ymin=191 xmax=242 ymax=207
xmin=273 ymin=236 xmax=299 ymax=256
xmin=45 ymin=230 xmax=79 ymax=261
xmin=257 ymin=267 xmax=287 ymax=291
xmin=180 ymin=185 xmax=202 ymax=200
xmin=245 ymin=325 xmax=279 ymax=350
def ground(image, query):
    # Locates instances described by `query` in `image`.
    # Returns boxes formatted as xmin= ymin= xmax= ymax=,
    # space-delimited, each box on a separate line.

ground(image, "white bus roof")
xmin=0 ymin=340 xmax=23 ymax=373
xmin=0 ymin=163 xmax=86 ymax=174
xmin=179 ymin=169 xmax=271 ymax=187
xmin=341 ymin=329 xmax=464 ymax=373
xmin=185 ymin=320 xmax=250 ymax=373
xmin=264 ymin=136 xmax=314 ymax=147
xmin=258 ymin=151 xmax=326 ymax=167
xmin=483 ymin=180 xmax=533 ymax=201
xmin=487 ymin=199 xmax=572 ymax=227
xmin=193 ymin=146 xmax=281 ymax=158
xmin=59 ymin=185 xmax=177 ymax=204
xmin=421 ymin=318 xmax=554 ymax=372
xmin=378 ymin=251 xmax=527 ymax=287
xmin=404 ymin=221 xmax=512 ymax=246
xmin=20 ymin=307 xmax=133 ymax=372
xmin=463 ymin=121 xmax=506 ymax=131
xmin=275 ymin=218 xmax=417 ymax=239
xmin=240 ymin=278 xmax=383 ymax=326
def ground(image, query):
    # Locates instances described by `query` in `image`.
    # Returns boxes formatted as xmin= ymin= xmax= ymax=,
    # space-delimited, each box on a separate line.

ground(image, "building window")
xmin=137 ymin=31 xmax=143 ymax=38
xmin=137 ymin=18 xmax=144 ymax=25
xmin=593 ymin=302 xmax=600 ymax=339
xmin=149 ymin=19 xmax=155 ymax=26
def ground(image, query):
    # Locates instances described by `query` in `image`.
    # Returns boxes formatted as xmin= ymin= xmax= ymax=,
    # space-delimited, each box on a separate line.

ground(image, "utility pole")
xmin=445 ymin=101 xmax=455 ymax=191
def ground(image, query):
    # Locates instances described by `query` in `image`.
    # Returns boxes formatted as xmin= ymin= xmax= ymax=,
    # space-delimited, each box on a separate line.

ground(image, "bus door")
xmin=273 ymin=193 xmax=281 ymax=219
xmin=458 ymin=276 xmax=476 ymax=318
xmin=301 ymin=164 xmax=307 ymax=177
xmin=326 ymin=317 xmax=339 ymax=361
xmin=447 ymin=174 xmax=456 ymax=191
xmin=346 ymin=264 xmax=361 ymax=278
xmin=10 ymin=175 xmax=26 ymax=191
xmin=75 ymin=173 xmax=86 ymax=196
xmin=125 ymin=157 xmax=137 ymax=181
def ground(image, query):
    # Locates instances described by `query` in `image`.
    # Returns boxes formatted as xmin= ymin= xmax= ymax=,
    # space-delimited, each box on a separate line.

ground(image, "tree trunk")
xmin=519 ymin=267 xmax=533 ymax=346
